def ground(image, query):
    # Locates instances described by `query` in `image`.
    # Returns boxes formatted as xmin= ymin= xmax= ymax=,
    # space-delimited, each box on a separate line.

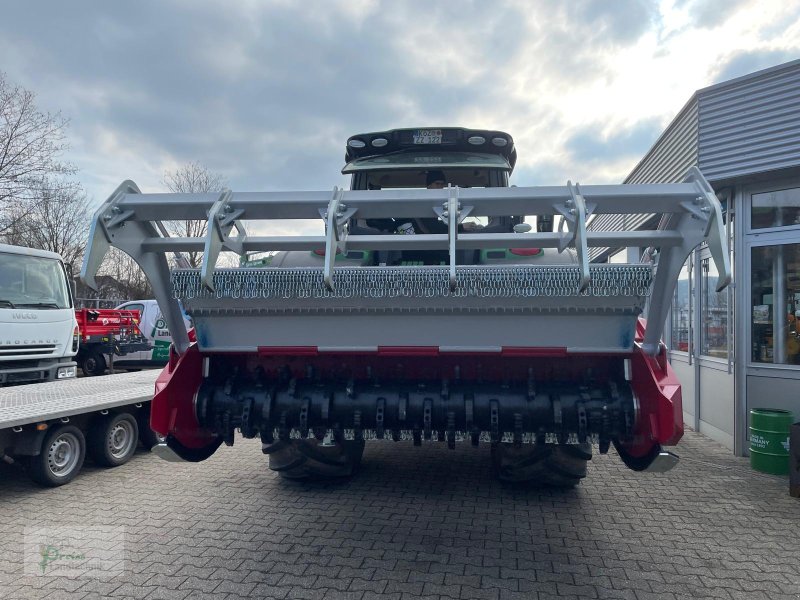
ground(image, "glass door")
xmin=749 ymin=242 xmax=800 ymax=366
xmin=741 ymin=179 xmax=800 ymax=456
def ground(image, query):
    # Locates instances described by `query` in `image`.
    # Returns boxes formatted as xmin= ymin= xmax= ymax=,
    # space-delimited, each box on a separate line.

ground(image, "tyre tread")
xmin=87 ymin=413 xmax=139 ymax=467
xmin=264 ymin=438 xmax=364 ymax=480
xmin=492 ymin=442 xmax=591 ymax=487
xmin=29 ymin=425 xmax=86 ymax=487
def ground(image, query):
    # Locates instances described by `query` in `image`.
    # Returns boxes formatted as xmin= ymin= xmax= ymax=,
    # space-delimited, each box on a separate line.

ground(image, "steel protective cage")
xmin=80 ymin=166 xmax=730 ymax=357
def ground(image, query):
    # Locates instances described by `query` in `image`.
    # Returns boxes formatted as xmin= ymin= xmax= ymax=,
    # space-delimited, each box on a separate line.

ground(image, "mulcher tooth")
xmin=376 ymin=398 xmax=385 ymax=439
xmin=423 ymin=399 xmax=432 ymax=441
xmin=446 ymin=411 xmax=456 ymax=450
xmin=490 ymin=400 xmax=500 ymax=444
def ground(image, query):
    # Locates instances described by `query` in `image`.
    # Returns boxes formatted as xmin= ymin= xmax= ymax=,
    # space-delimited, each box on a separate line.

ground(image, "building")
xmin=591 ymin=58 xmax=800 ymax=456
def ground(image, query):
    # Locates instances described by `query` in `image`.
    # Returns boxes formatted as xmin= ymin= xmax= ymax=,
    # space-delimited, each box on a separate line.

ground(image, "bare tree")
xmin=0 ymin=72 xmax=74 ymax=233
xmin=97 ymin=248 xmax=152 ymax=300
xmin=4 ymin=178 xmax=89 ymax=273
xmin=162 ymin=161 xmax=226 ymax=268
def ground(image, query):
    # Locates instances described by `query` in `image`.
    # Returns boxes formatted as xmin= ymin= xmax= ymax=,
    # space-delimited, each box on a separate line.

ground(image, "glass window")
xmin=671 ymin=262 xmax=691 ymax=352
xmin=751 ymin=243 xmax=800 ymax=365
xmin=751 ymin=187 xmax=800 ymax=229
xmin=0 ymin=251 xmax=70 ymax=309
xmin=123 ymin=303 xmax=145 ymax=317
xmin=701 ymin=258 xmax=728 ymax=358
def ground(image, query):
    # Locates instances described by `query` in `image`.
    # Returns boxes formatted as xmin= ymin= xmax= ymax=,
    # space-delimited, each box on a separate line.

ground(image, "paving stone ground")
xmin=0 ymin=429 xmax=798 ymax=600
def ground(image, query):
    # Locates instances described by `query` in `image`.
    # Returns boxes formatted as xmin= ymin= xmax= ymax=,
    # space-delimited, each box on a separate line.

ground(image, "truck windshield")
xmin=0 ymin=251 xmax=70 ymax=309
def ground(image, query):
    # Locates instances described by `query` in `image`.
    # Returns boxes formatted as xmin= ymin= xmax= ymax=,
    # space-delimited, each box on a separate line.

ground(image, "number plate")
xmin=413 ymin=129 xmax=442 ymax=144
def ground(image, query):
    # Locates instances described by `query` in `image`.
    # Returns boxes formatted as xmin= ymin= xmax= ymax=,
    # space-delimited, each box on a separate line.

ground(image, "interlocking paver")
xmin=1 ymin=429 xmax=798 ymax=600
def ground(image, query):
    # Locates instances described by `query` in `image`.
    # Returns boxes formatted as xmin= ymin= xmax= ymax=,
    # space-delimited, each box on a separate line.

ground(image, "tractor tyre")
xmin=491 ymin=442 xmax=592 ymax=487
xmin=263 ymin=438 xmax=365 ymax=480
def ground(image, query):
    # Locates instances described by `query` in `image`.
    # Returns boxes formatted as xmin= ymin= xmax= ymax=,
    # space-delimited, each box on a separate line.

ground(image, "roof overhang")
xmin=342 ymin=152 xmax=512 ymax=174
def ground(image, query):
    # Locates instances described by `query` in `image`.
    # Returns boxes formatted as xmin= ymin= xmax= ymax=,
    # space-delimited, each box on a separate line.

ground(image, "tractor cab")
xmin=341 ymin=128 xmax=527 ymax=264
xmin=343 ymin=127 xmax=516 ymax=191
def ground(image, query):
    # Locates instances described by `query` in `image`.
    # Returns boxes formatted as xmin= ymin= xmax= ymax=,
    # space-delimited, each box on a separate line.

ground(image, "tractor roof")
xmin=343 ymin=127 xmax=517 ymax=173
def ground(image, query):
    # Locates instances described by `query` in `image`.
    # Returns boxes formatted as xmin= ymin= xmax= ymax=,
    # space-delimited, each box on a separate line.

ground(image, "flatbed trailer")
xmin=0 ymin=370 xmax=161 ymax=486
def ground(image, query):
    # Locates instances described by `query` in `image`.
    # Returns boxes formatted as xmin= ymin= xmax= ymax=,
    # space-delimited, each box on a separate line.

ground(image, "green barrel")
xmin=750 ymin=409 xmax=793 ymax=475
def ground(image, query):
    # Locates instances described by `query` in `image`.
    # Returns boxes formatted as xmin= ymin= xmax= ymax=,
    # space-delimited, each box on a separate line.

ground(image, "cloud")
xmin=0 ymin=0 xmax=797 ymax=211
xmin=565 ymin=118 xmax=663 ymax=165
xmin=687 ymin=0 xmax=749 ymax=28
xmin=572 ymin=0 xmax=660 ymax=43
xmin=710 ymin=48 xmax=799 ymax=84
xmin=671 ymin=0 xmax=751 ymax=29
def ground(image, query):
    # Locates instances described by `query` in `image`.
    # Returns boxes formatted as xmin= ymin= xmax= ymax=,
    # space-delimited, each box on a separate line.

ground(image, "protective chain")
xmin=171 ymin=265 xmax=652 ymax=301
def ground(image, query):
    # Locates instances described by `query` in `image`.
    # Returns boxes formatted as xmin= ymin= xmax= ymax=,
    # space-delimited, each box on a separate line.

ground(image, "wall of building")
xmin=698 ymin=61 xmax=800 ymax=183
xmin=588 ymin=99 xmax=699 ymax=261
xmin=697 ymin=360 xmax=735 ymax=448
xmin=591 ymin=60 xmax=800 ymax=455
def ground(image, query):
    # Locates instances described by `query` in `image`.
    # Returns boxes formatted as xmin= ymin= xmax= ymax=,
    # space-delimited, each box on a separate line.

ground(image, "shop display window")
xmin=701 ymin=258 xmax=728 ymax=359
xmin=751 ymin=187 xmax=800 ymax=229
xmin=751 ymin=243 xmax=800 ymax=365
xmin=671 ymin=263 xmax=691 ymax=352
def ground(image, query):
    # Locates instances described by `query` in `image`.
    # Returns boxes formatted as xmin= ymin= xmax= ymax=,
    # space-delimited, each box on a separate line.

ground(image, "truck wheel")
xmin=29 ymin=425 xmax=86 ymax=487
xmin=81 ymin=351 xmax=107 ymax=377
xmin=136 ymin=410 xmax=165 ymax=449
xmin=264 ymin=438 xmax=365 ymax=480
xmin=87 ymin=413 xmax=139 ymax=467
xmin=491 ymin=442 xmax=591 ymax=487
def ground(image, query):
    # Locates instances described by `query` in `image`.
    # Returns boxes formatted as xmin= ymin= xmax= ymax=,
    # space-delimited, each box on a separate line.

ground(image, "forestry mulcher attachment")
xmin=81 ymin=128 xmax=730 ymax=485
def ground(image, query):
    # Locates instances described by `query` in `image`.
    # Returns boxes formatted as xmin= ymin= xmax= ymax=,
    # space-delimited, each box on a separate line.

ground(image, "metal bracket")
xmin=321 ymin=187 xmax=357 ymax=291
xmin=683 ymin=166 xmax=731 ymax=292
xmin=201 ymin=190 xmax=246 ymax=291
xmin=80 ymin=180 xmax=141 ymax=291
xmin=641 ymin=168 xmax=731 ymax=354
xmin=81 ymin=179 xmax=191 ymax=355
xmin=555 ymin=181 xmax=591 ymax=292
xmin=432 ymin=185 xmax=473 ymax=290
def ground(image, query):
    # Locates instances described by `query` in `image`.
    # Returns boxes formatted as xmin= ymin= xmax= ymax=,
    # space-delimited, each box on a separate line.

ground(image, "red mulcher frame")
xmin=151 ymin=318 xmax=683 ymax=467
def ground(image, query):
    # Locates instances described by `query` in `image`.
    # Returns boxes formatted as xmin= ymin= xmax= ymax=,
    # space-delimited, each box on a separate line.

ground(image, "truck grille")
xmin=7 ymin=371 xmax=45 ymax=383
xmin=0 ymin=345 xmax=56 ymax=356
xmin=0 ymin=360 xmax=43 ymax=370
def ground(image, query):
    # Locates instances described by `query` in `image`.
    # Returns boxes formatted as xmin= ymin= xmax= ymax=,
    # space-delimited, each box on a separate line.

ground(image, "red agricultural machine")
xmin=81 ymin=128 xmax=730 ymax=485
xmin=74 ymin=308 xmax=150 ymax=376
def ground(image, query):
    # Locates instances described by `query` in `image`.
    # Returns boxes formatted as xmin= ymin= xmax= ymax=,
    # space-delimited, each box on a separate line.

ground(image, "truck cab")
xmin=0 ymin=244 xmax=78 ymax=385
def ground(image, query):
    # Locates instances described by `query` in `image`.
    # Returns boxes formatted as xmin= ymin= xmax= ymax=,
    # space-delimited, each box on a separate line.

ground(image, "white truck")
xmin=0 ymin=244 xmax=166 ymax=487
xmin=0 ymin=243 xmax=78 ymax=385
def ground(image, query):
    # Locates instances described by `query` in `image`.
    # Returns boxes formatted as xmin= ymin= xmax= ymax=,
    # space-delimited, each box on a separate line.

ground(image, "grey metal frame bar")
xmin=81 ymin=167 xmax=730 ymax=357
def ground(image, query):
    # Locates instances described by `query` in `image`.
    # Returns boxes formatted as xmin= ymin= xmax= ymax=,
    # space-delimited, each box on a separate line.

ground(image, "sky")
xmin=1 ymin=0 xmax=799 ymax=214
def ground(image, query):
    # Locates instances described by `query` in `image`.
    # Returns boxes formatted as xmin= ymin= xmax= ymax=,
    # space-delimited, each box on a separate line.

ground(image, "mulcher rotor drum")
xmin=194 ymin=374 xmax=637 ymax=446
